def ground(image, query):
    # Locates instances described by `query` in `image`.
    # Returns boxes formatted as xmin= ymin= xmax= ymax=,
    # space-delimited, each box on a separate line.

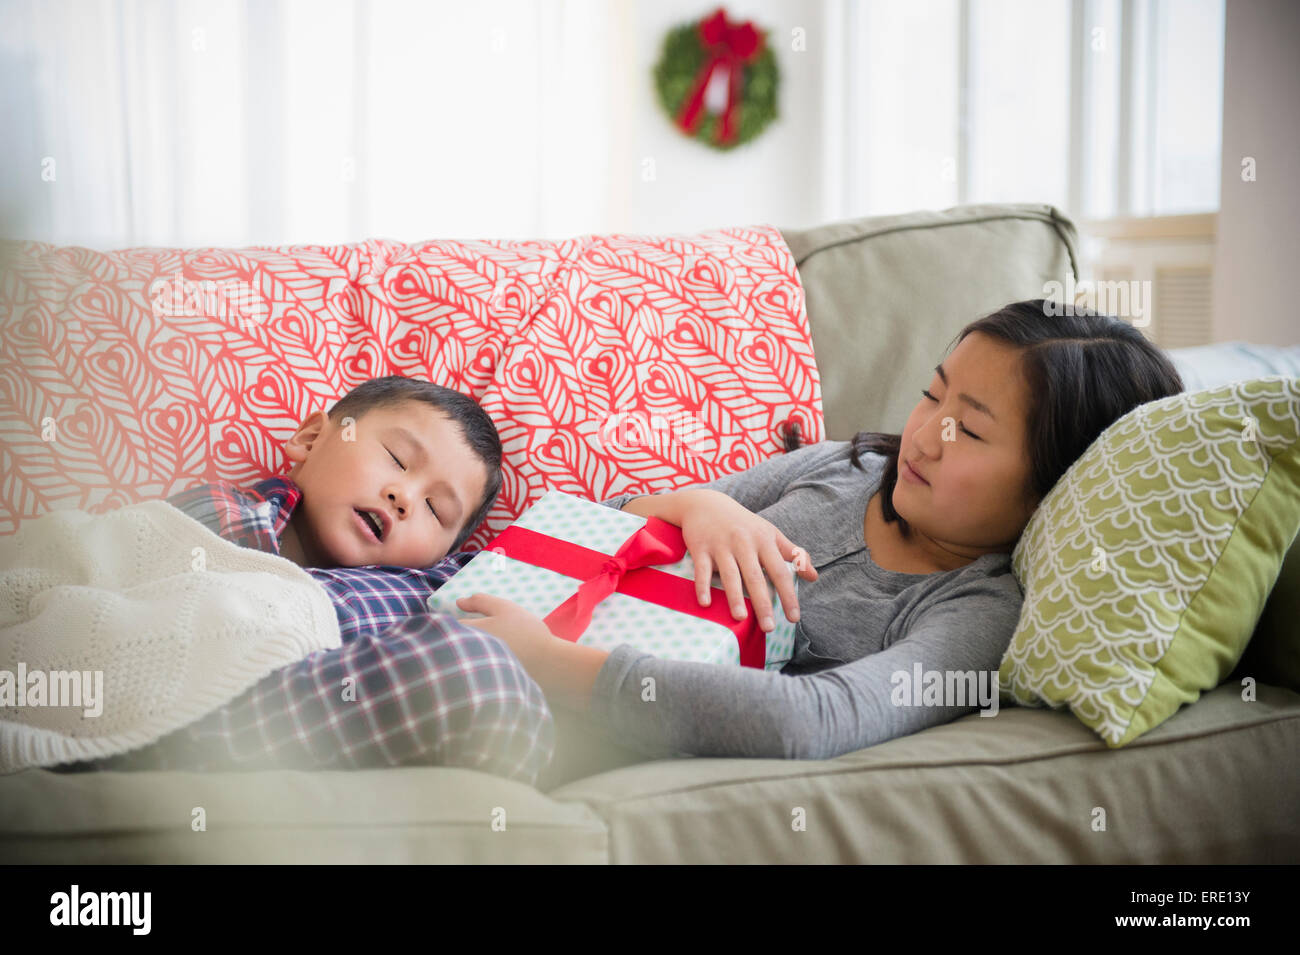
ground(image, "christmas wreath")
xmin=653 ymin=7 xmax=779 ymax=151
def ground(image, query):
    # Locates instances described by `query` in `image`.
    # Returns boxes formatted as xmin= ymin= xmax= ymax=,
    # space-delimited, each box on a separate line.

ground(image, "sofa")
xmin=1 ymin=202 xmax=1297 ymax=864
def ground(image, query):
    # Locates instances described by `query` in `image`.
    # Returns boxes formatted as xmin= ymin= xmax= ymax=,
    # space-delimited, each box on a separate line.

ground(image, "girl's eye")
xmin=921 ymin=390 xmax=981 ymax=440
xmin=427 ymin=500 xmax=438 ymax=518
xmin=387 ymin=448 xmax=405 ymax=470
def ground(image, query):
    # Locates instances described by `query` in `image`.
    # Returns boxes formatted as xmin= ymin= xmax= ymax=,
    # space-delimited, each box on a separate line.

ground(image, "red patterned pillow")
xmin=0 ymin=226 xmax=823 ymax=551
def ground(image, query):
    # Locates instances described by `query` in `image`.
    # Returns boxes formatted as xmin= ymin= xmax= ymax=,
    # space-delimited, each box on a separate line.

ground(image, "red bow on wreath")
xmin=675 ymin=7 xmax=765 ymax=146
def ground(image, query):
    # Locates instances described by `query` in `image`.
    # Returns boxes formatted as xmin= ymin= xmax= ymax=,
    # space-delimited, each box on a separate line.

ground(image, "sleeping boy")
xmin=53 ymin=375 xmax=555 ymax=784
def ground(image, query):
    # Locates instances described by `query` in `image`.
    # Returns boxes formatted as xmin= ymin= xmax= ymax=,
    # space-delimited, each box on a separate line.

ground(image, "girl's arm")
xmin=603 ymin=439 xmax=846 ymax=518
xmin=584 ymin=584 xmax=1024 ymax=760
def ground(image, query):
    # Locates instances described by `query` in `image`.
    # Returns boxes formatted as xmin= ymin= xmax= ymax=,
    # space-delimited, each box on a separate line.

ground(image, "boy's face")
xmin=283 ymin=400 xmax=490 ymax=568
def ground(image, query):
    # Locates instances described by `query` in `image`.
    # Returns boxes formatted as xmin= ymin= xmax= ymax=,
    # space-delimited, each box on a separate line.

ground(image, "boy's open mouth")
xmin=355 ymin=508 xmax=385 ymax=541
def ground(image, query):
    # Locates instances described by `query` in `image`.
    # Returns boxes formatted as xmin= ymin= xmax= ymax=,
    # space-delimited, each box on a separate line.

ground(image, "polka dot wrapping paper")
xmin=426 ymin=490 xmax=797 ymax=669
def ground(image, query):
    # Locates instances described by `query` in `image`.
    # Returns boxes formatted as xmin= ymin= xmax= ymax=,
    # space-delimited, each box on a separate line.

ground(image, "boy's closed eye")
xmin=385 ymin=446 xmax=441 ymax=518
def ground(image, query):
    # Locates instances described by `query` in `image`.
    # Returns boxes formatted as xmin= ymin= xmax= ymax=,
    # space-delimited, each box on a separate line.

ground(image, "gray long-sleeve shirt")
xmin=590 ymin=440 xmax=1025 ymax=760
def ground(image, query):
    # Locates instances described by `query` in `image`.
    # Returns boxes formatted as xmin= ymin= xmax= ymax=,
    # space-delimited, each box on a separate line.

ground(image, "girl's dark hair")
xmin=780 ymin=298 xmax=1184 ymax=540
xmin=328 ymin=375 xmax=503 ymax=552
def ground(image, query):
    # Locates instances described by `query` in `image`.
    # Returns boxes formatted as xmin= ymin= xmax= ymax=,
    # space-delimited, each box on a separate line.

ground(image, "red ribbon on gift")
xmin=675 ymin=7 xmax=764 ymax=145
xmin=482 ymin=517 xmax=768 ymax=668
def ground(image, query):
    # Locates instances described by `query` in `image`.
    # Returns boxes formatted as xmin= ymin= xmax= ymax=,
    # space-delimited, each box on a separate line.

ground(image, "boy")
xmin=54 ymin=376 xmax=554 ymax=785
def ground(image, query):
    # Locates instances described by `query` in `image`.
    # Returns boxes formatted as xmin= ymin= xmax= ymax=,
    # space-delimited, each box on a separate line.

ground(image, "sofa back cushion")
xmin=1000 ymin=376 xmax=1300 ymax=744
xmin=781 ymin=203 xmax=1079 ymax=440
xmin=0 ymin=227 xmax=823 ymax=550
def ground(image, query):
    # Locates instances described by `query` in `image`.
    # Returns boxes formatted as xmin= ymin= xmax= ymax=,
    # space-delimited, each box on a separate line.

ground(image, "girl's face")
xmin=891 ymin=331 xmax=1039 ymax=568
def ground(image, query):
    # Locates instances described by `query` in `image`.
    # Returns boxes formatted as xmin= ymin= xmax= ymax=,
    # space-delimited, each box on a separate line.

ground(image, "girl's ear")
xmin=285 ymin=410 xmax=330 ymax=464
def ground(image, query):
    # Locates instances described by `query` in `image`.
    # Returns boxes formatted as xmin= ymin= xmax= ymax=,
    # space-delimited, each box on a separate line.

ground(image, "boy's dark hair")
xmin=328 ymin=375 xmax=503 ymax=553
xmin=780 ymin=298 xmax=1185 ymax=542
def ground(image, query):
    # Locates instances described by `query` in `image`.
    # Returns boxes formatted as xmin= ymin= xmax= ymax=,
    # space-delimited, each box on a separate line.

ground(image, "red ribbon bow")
xmin=482 ymin=516 xmax=768 ymax=668
xmin=546 ymin=520 xmax=685 ymax=637
xmin=676 ymin=7 xmax=764 ymax=145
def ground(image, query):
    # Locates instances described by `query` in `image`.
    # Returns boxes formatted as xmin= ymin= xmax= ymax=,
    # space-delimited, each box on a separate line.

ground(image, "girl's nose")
xmin=915 ymin=412 xmax=945 ymax=454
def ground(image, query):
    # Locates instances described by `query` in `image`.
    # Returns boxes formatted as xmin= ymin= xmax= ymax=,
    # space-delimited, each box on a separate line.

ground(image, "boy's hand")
xmin=455 ymin=593 xmax=559 ymax=672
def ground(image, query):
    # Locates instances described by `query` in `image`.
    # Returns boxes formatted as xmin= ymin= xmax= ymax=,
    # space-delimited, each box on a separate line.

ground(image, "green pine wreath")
xmin=653 ymin=19 xmax=779 ymax=151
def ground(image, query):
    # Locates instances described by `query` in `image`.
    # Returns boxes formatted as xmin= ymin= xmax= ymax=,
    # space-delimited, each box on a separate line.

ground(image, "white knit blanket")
xmin=0 ymin=500 xmax=341 ymax=773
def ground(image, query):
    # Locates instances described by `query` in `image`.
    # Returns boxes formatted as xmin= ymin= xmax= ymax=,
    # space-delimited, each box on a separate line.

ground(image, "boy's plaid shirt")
xmin=167 ymin=476 xmax=475 ymax=642
xmin=70 ymin=476 xmax=556 ymax=784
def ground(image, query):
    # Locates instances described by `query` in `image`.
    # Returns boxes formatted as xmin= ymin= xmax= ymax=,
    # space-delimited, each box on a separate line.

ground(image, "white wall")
xmin=1 ymin=0 xmax=1247 ymax=252
xmin=613 ymin=0 xmax=829 ymax=237
xmin=1211 ymin=0 xmax=1300 ymax=345
xmin=0 ymin=0 xmax=834 ymax=248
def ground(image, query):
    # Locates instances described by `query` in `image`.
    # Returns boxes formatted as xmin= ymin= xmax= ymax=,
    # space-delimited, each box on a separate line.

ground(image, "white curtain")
xmin=822 ymin=0 xmax=1223 ymax=222
xmin=0 ymin=0 xmax=1225 ymax=251
xmin=1 ymin=0 xmax=632 ymax=249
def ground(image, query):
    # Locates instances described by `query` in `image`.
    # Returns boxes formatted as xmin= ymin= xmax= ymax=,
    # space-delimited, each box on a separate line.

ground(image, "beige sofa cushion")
xmin=781 ymin=203 xmax=1078 ymax=440
xmin=5 ymin=682 xmax=1294 ymax=863
xmin=0 ymin=765 xmax=609 ymax=863
xmin=546 ymin=682 xmax=1300 ymax=863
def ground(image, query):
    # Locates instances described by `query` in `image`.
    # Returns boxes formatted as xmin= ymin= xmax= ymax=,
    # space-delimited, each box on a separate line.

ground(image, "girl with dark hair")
xmin=457 ymin=299 xmax=1186 ymax=759
xmin=807 ymin=298 xmax=1186 ymax=555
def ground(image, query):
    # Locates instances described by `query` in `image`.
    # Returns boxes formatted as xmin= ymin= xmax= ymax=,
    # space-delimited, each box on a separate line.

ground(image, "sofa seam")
xmin=1046 ymin=205 xmax=1081 ymax=281
xmin=791 ymin=211 xmax=1071 ymax=271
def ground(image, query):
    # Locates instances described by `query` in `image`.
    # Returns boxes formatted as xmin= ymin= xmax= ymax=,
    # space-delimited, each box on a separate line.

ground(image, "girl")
xmin=457 ymin=299 xmax=1185 ymax=760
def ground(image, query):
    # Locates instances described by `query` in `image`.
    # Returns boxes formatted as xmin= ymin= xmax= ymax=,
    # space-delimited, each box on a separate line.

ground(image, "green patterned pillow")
xmin=999 ymin=376 xmax=1300 ymax=747
xmin=1233 ymin=527 xmax=1300 ymax=692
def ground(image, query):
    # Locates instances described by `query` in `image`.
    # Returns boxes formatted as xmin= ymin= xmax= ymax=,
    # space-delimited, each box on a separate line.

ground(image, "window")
xmin=836 ymin=0 xmax=1225 ymax=221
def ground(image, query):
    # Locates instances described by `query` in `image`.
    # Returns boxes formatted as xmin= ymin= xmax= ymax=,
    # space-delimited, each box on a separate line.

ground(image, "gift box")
xmin=426 ymin=490 xmax=798 ymax=670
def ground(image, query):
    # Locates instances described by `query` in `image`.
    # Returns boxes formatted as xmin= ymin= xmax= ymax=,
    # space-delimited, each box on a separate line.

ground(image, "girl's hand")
xmin=674 ymin=489 xmax=819 ymax=632
xmin=455 ymin=593 xmax=559 ymax=672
